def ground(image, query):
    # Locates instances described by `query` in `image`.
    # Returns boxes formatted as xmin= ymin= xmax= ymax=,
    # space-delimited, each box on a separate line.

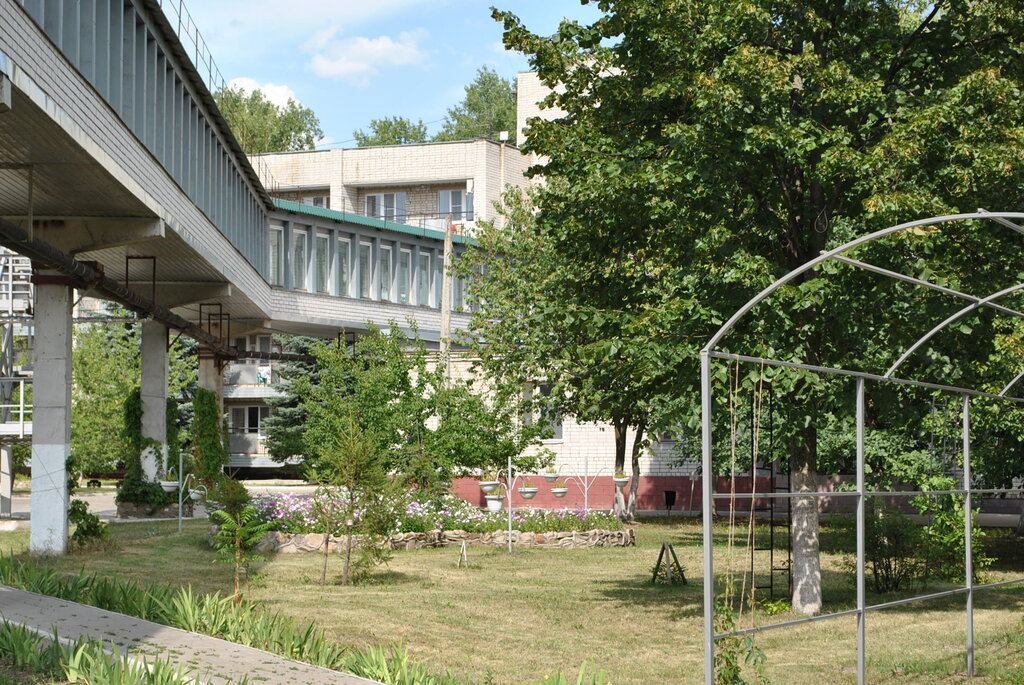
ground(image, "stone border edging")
xmin=254 ymin=528 xmax=635 ymax=554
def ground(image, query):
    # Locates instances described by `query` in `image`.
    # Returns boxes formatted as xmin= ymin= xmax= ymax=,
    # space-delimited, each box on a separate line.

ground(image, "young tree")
xmin=492 ymin=0 xmax=1024 ymax=614
xmin=433 ymin=66 xmax=516 ymax=142
xmin=353 ymin=116 xmax=428 ymax=147
xmin=71 ymin=321 xmax=140 ymax=476
xmin=215 ymin=86 xmax=323 ymax=154
xmin=456 ymin=189 xmax=686 ymax=521
xmin=299 ymin=344 xmax=401 ymax=586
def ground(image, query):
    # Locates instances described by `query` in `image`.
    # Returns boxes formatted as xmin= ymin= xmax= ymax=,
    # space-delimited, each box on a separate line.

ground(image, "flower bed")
xmin=252 ymin=493 xmax=624 ymax=535
xmin=256 ymin=527 xmax=635 ymax=554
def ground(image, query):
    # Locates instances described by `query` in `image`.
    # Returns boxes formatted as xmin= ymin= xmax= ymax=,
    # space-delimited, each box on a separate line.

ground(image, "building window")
xmin=315 ymin=232 xmax=330 ymax=293
xmin=416 ymin=252 xmax=431 ymax=306
xmin=269 ymin=224 xmax=283 ymax=285
xmin=524 ymin=384 xmax=563 ymax=441
xmin=337 ymin=238 xmax=351 ymax=296
xmin=358 ymin=242 xmax=372 ymax=298
xmin=291 ymin=228 xmax=308 ymax=291
xmin=365 ymin=192 xmax=407 ymax=222
xmin=230 ymin=405 xmax=270 ymax=436
xmin=379 ymin=244 xmax=393 ymax=301
xmin=453 ymin=274 xmax=464 ymax=311
xmin=302 ymin=195 xmax=329 ymax=208
xmin=398 ymin=249 xmax=411 ymax=304
xmin=439 ymin=189 xmax=474 ymax=221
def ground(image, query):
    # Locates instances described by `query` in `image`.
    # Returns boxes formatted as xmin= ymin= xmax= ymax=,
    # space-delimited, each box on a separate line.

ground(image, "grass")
xmin=1 ymin=518 xmax=1022 ymax=684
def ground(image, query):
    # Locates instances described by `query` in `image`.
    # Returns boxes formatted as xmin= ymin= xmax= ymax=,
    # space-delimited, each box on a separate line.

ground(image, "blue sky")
xmin=184 ymin=1 xmax=603 ymax=148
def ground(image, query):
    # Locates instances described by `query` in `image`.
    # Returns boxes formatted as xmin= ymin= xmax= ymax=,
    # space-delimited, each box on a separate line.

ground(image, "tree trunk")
xmin=625 ymin=419 xmax=647 ymax=522
xmin=343 ymin=530 xmax=353 ymax=586
xmin=612 ymin=417 xmax=628 ymax=519
xmin=233 ymin=536 xmax=242 ymax=605
xmin=1017 ymin=501 xmax=1024 ymax=537
xmin=791 ymin=423 xmax=822 ymax=615
xmin=320 ymin=529 xmax=330 ymax=586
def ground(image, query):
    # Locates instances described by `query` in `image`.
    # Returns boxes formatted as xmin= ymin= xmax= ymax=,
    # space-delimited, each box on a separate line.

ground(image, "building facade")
xmin=229 ymin=83 xmax=698 ymax=511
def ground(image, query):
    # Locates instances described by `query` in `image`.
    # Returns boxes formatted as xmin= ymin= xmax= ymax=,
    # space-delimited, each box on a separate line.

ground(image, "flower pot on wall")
xmin=479 ymin=481 xmax=500 ymax=494
xmin=485 ymin=495 xmax=504 ymax=512
xmin=613 ymin=476 xmax=630 ymax=489
xmin=518 ymin=487 xmax=538 ymax=500
xmin=543 ymin=473 xmax=559 ymax=484
xmin=551 ymin=487 xmax=568 ymax=498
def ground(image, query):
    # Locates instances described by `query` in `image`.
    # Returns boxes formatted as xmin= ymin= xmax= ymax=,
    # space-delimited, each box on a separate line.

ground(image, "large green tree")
xmin=433 ymin=66 xmax=516 ymax=142
xmin=353 ymin=116 xmax=428 ymax=147
xmin=490 ymin=0 xmax=1024 ymax=615
xmin=215 ymin=86 xmax=323 ymax=154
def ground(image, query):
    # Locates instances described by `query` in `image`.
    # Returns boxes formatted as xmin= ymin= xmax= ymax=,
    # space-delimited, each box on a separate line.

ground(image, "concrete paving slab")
xmin=0 ymin=585 xmax=381 ymax=684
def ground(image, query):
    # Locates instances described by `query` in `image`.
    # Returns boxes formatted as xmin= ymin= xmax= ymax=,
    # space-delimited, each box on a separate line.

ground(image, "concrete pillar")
xmin=140 ymin=320 xmax=168 ymax=480
xmin=31 ymin=276 xmax=73 ymax=555
xmin=0 ymin=445 xmax=11 ymax=518
xmin=198 ymin=346 xmax=224 ymax=415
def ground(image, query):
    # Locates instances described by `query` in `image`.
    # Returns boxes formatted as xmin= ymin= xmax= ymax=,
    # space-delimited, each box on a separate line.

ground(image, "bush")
xmin=864 ymin=505 xmax=924 ymax=592
xmin=253 ymin=492 xmax=625 ymax=535
xmin=68 ymin=500 xmax=107 ymax=547
xmin=114 ymin=474 xmax=171 ymax=509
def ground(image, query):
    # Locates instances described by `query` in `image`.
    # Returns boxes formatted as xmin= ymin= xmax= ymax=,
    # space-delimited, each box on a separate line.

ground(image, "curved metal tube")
xmin=704 ymin=211 xmax=1024 ymax=353
xmin=885 ymin=282 xmax=1024 ymax=377
xmin=999 ymin=370 xmax=1024 ymax=397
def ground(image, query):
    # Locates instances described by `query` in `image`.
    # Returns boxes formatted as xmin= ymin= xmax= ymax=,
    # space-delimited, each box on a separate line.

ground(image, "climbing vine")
xmin=193 ymin=387 xmax=227 ymax=480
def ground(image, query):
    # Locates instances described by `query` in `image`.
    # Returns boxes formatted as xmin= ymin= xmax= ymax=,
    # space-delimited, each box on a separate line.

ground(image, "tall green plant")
xmin=210 ymin=505 xmax=272 ymax=604
xmin=193 ymin=387 xmax=227 ymax=480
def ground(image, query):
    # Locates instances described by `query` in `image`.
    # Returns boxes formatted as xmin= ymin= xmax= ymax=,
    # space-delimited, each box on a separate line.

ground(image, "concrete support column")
xmin=0 ymin=445 xmax=11 ymax=518
xmin=198 ymin=347 xmax=224 ymax=416
xmin=140 ymin=321 xmax=168 ymax=480
xmin=31 ymin=275 xmax=73 ymax=555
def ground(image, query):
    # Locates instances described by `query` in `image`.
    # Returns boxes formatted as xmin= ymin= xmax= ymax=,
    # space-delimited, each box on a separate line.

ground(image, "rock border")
xmin=254 ymin=528 xmax=635 ymax=554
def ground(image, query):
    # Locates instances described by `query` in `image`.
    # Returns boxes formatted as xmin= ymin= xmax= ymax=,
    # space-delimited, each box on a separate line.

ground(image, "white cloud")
xmin=305 ymin=27 xmax=429 ymax=86
xmin=227 ymin=77 xmax=298 ymax=107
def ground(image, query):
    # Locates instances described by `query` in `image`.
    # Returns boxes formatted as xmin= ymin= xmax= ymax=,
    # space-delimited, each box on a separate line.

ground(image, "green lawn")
xmin=1 ymin=518 xmax=1022 ymax=684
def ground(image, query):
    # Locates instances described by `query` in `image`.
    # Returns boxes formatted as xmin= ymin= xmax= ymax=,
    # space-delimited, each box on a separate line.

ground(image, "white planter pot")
xmin=551 ymin=488 xmax=568 ymax=498
xmin=189 ymin=489 xmax=204 ymax=501
xmin=479 ymin=481 xmax=500 ymax=494
xmin=158 ymin=480 xmax=178 ymax=492
xmin=543 ymin=473 xmax=559 ymax=483
xmin=485 ymin=495 xmax=504 ymax=512
xmin=518 ymin=487 xmax=538 ymax=500
xmin=613 ymin=477 xmax=630 ymax=488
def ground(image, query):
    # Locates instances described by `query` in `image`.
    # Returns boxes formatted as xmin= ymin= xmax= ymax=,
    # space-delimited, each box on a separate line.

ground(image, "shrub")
xmin=68 ymin=500 xmax=107 ymax=547
xmin=114 ymin=474 xmax=171 ymax=509
xmin=253 ymin=492 xmax=625 ymax=535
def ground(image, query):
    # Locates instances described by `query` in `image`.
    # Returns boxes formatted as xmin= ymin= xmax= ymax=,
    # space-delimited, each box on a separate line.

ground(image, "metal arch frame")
xmin=700 ymin=210 xmax=1024 ymax=685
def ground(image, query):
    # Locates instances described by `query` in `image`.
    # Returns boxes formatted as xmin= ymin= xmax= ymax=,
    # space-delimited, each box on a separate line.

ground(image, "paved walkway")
xmin=0 ymin=586 xmax=380 ymax=684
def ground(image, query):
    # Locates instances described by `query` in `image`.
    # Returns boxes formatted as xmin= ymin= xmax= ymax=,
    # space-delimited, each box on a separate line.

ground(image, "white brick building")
xmin=230 ymin=78 xmax=698 ymax=512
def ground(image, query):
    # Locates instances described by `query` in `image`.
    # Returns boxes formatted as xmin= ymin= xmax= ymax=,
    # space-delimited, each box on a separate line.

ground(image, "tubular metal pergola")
xmin=700 ymin=210 xmax=1024 ymax=685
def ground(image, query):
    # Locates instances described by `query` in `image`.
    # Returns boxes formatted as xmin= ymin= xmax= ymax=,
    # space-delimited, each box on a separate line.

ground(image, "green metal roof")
xmin=272 ymin=198 xmax=476 ymax=246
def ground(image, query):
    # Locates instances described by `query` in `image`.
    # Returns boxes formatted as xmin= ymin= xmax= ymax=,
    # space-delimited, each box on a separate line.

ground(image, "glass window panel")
xmin=315 ymin=233 xmax=329 ymax=292
xmin=379 ymin=246 xmax=393 ymax=301
xmin=247 ymin=406 xmax=260 ymax=433
xmin=338 ymin=239 xmax=350 ymax=296
xmin=292 ymin=230 xmax=307 ymax=290
xmin=258 ymin=336 xmax=271 ymax=353
xmin=231 ymin=407 xmax=245 ymax=433
xmin=366 ymin=195 xmax=380 ymax=218
xmin=269 ymin=228 xmax=283 ymax=285
xmin=416 ymin=252 xmax=430 ymax=306
xmin=358 ymin=243 xmax=372 ymax=298
xmin=398 ymin=250 xmax=411 ymax=304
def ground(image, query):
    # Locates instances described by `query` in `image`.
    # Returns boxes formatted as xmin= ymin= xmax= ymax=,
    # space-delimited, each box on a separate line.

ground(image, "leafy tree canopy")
xmin=353 ymin=116 xmax=428 ymax=147
xmin=215 ymin=86 xmax=323 ymax=154
xmin=433 ymin=66 xmax=517 ymax=142
xmin=485 ymin=0 xmax=1024 ymax=607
